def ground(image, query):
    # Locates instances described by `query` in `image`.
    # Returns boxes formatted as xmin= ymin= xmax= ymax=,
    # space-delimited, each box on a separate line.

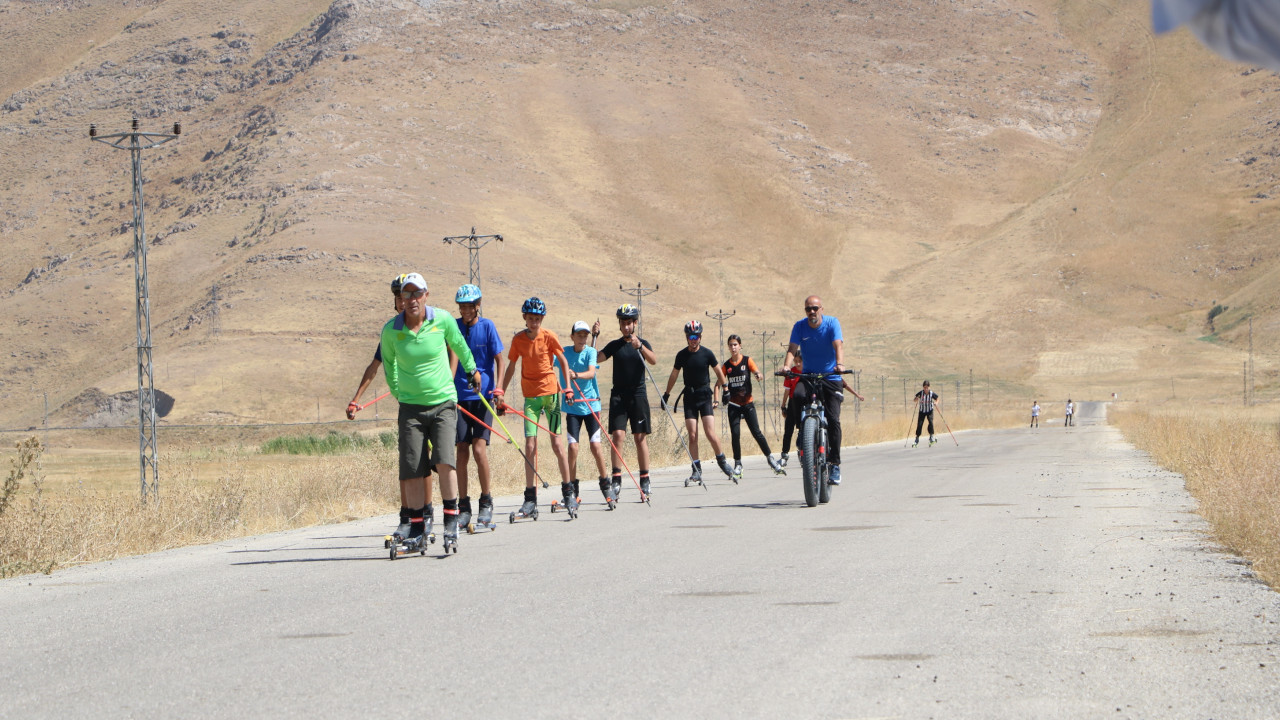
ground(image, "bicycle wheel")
xmin=799 ymin=415 xmax=820 ymax=507
xmin=818 ymin=426 xmax=832 ymax=504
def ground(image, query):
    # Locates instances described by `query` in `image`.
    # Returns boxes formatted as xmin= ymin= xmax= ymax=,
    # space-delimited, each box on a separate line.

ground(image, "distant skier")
xmin=1030 ymin=401 xmax=1040 ymax=429
xmin=1065 ymin=398 xmax=1074 ymax=427
xmin=913 ymin=380 xmax=939 ymax=447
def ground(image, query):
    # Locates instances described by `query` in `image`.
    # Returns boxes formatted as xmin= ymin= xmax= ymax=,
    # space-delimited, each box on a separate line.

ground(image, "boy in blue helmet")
xmin=498 ymin=297 xmax=577 ymax=520
xmin=452 ymin=283 xmax=505 ymax=531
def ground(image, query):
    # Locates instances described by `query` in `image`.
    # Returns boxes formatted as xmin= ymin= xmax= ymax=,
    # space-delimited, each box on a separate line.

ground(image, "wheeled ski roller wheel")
xmin=466 ymin=523 xmax=475 ymax=534
xmin=389 ymin=546 xmax=396 ymax=561
xmin=509 ymin=512 xmax=516 ymax=524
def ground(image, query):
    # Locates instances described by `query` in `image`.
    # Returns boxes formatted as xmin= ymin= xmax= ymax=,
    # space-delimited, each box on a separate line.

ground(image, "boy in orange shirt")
xmin=498 ymin=297 xmax=577 ymax=520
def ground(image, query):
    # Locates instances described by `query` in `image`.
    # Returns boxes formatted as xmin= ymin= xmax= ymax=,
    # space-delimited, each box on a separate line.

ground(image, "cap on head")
xmin=572 ymin=321 xmax=591 ymax=334
xmin=400 ymin=272 xmax=427 ymax=292
xmin=521 ymin=297 xmax=546 ymax=316
xmin=391 ymin=273 xmax=409 ymax=296
xmin=455 ymin=284 xmax=482 ymax=303
xmin=684 ymin=320 xmax=703 ymax=337
xmin=616 ymin=303 xmax=639 ymax=320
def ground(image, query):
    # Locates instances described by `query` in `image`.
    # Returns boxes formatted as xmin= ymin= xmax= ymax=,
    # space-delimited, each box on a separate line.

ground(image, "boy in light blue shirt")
xmin=557 ymin=321 xmax=611 ymax=506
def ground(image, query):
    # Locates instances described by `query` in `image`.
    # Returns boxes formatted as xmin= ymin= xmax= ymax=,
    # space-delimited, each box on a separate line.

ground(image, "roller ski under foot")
xmin=549 ymin=483 xmax=579 ymax=519
xmin=929 ymin=436 xmax=938 ymax=446
xmin=509 ymin=496 xmax=539 ymax=523
xmin=767 ymin=455 xmax=786 ymax=476
xmin=384 ymin=519 xmax=410 ymax=549
xmin=599 ymin=478 xmax=617 ymax=511
xmin=684 ymin=462 xmax=703 ymax=488
xmin=469 ymin=495 xmax=497 ymax=533
xmin=717 ymin=455 xmax=737 ymax=484
xmin=639 ymin=476 xmax=652 ymax=504
xmin=457 ymin=497 xmax=473 ymax=534
xmin=441 ymin=511 xmax=459 ymax=555
xmin=386 ymin=512 xmax=434 ymax=554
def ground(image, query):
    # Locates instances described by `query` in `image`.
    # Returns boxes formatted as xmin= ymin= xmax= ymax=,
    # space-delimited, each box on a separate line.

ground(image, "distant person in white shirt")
xmin=1065 ymin=399 xmax=1075 ymax=428
xmin=1153 ymin=1 xmax=1280 ymax=72
xmin=1031 ymin=401 xmax=1041 ymax=429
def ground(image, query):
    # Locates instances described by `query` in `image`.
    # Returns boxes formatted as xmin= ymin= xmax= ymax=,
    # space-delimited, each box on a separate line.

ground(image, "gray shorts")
xmin=398 ymin=401 xmax=458 ymax=480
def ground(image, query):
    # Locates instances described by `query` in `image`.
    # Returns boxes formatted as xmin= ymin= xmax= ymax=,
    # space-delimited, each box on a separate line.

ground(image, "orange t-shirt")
xmin=507 ymin=329 xmax=564 ymax=398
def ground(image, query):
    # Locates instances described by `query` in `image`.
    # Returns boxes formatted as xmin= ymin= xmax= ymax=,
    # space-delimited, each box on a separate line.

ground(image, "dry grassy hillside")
xmin=1 ymin=0 xmax=1277 ymax=431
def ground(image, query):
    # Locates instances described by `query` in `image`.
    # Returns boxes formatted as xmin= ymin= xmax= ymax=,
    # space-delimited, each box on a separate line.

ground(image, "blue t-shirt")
xmin=789 ymin=315 xmax=843 ymax=380
xmin=556 ymin=345 xmax=601 ymax=416
xmin=454 ymin=316 xmax=504 ymax=401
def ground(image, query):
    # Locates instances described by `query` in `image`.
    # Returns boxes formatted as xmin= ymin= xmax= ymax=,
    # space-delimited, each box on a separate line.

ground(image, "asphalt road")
xmin=2 ymin=403 xmax=1278 ymax=719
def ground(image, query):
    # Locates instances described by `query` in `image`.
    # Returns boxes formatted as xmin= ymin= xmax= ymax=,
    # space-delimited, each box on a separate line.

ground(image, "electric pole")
xmin=90 ymin=118 xmax=180 ymax=504
xmin=619 ymin=282 xmax=659 ymax=339
xmin=442 ymin=227 xmax=503 ymax=293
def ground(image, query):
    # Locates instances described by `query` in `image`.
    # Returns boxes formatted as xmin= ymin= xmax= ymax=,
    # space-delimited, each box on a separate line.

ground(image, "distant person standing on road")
xmin=913 ymin=380 xmax=940 ymax=447
xmin=781 ymin=295 xmax=847 ymax=485
xmin=1031 ymin=401 xmax=1040 ymax=429
xmin=381 ymin=273 xmax=480 ymax=551
xmin=1065 ymin=399 xmax=1075 ymax=427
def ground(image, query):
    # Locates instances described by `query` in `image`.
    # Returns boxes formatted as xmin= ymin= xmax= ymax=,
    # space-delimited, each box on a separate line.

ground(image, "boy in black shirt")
xmin=592 ymin=304 xmax=658 ymax=498
xmin=662 ymin=320 xmax=736 ymax=485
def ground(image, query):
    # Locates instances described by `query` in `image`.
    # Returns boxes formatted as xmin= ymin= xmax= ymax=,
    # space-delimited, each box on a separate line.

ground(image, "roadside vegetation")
xmin=1112 ymin=408 xmax=1280 ymax=589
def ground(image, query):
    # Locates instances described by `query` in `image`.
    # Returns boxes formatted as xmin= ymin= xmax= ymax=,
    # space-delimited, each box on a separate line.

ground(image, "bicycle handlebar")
xmin=774 ymin=369 xmax=854 ymax=378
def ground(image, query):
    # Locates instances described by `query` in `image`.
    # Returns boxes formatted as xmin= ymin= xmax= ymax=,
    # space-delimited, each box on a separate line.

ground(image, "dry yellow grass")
xmin=1111 ymin=407 xmax=1280 ymax=589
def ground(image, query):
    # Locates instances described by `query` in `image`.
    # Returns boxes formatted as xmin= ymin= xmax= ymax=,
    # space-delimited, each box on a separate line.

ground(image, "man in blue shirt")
xmin=780 ymin=295 xmax=847 ymax=485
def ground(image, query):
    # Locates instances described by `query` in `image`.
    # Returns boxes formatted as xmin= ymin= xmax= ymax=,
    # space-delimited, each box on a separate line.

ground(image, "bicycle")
xmin=776 ymin=369 xmax=852 ymax=507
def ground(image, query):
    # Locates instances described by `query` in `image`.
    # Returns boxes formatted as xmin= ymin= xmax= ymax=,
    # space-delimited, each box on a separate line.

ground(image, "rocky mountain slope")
xmin=1 ymin=0 xmax=1276 ymax=426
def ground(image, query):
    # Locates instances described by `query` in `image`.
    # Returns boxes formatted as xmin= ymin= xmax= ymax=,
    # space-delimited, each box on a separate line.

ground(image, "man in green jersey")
xmin=381 ymin=272 xmax=481 ymax=553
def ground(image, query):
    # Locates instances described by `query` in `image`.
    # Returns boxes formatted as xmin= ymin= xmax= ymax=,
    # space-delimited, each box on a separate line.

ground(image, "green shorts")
xmin=523 ymin=393 xmax=563 ymax=437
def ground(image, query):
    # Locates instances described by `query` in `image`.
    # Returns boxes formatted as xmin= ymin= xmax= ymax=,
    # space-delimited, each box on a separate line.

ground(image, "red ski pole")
xmin=571 ymin=379 xmax=649 ymax=506
xmin=459 ymin=400 xmax=550 ymax=489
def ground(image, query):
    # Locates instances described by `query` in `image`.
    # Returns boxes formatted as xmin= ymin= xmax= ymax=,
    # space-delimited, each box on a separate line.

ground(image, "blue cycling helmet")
xmin=521 ymin=297 xmax=546 ymax=316
xmin=455 ymin=284 xmax=482 ymax=303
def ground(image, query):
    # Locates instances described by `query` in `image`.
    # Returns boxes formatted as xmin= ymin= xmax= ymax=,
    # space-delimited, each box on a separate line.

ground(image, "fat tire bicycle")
xmin=777 ymin=369 xmax=852 ymax=507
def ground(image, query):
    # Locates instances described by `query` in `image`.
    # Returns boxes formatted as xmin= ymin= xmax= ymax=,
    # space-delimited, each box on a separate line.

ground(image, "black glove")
xmin=661 ymin=392 xmax=671 ymax=411
xmin=721 ymin=391 xmax=730 ymax=405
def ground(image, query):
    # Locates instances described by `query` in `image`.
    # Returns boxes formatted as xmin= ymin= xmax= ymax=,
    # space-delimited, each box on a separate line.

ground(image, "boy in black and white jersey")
xmin=913 ymin=380 xmax=940 ymax=447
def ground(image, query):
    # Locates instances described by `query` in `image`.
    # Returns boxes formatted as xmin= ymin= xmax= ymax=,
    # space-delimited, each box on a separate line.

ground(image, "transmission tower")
xmin=619 ymin=282 xmax=659 ymax=339
xmin=442 ymin=227 xmax=503 ymax=289
xmin=90 ymin=118 xmax=180 ymax=504
xmin=705 ymin=309 xmax=735 ymax=354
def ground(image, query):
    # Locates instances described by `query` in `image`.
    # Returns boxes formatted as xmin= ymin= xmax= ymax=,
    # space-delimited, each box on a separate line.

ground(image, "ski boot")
xmin=552 ymin=480 xmax=584 ymax=515
xmin=612 ymin=476 xmax=623 ymax=502
xmin=929 ymin=435 xmax=937 ymax=446
xmin=779 ymin=452 xmax=789 ymax=468
xmin=559 ymin=482 xmax=579 ymax=520
xmin=639 ymin=475 xmax=651 ymax=500
xmin=828 ymin=464 xmax=842 ymax=486
xmin=717 ymin=454 xmax=737 ymax=484
xmin=385 ymin=508 xmax=410 ymax=548
xmin=733 ymin=461 xmax=744 ymax=481
xmin=458 ymin=496 xmax=473 ymax=534
xmin=599 ymin=477 xmax=617 ymax=511
xmin=474 ymin=494 xmax=496 ymax=531
xmin=684 ymin=461 xmax=703 ymax=487
xmin=509 ymin=490 xmax=539 ymax=523
xmin=441 ymin=509 xmax=459 ymax=554
xmin=422 ymin=506 xmax=435 ymax=544
xmin=767 ymin=454 xmax=786 ymax=476
xmin=912 ymin=438 xmax=920 ymax=448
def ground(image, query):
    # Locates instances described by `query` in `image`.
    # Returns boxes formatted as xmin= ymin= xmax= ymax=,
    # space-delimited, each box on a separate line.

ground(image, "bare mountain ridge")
xmin=0 ymin=0 xmax=1276 ymax=427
